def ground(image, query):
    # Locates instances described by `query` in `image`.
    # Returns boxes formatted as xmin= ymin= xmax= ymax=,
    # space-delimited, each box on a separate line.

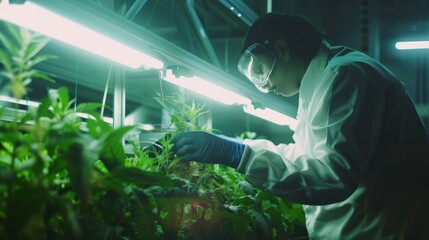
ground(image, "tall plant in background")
xmin=0 ymin=23 xmax=54 ymax=99
xmin=0 ymin=24 xmax=182 ymax=240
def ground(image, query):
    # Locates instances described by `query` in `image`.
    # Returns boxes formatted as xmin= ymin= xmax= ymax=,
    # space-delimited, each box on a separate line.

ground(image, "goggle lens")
xmin=238 ymin=43 xmax=276 ymax=93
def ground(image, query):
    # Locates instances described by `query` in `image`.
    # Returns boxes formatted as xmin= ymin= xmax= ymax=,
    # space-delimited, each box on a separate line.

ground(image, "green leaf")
xmin=86 ymin=118 xmax=113 ymax=139
xmin=11 ymin=55 xmax=22 ymax=67
xmin=48 ymin=87 xmax=69 ymax=112
xmin=57 ymin=87 xmax=70 ymax=110
xmin=0 ymin=48 xmax=12 ymax=72
xmin=100 ymin=125 xmax=135 ymax=170
xmin=5 ymin=23 xmax=21 ymax=45
xmin=256 ymin=190 xmax=278 ymax=202
xmin=18 ymin=26 xmax=32 ymax=47
xmin=0 ymin=71 xmax=14 ymax=80
xmin=30 ymin=71 xmax=55 ymax=83
xmin=167 ymin=158 xmax=182 ymax=170
xmin=285 ymin=203 xmax=306 ymax=225
xmin=232 ymin=195 xmax=259 ymax=207
xmin=197 ymin=173 xmax=225 ymax=187
xmin=27 ymin=54 xmax=57 ymax=68
xmin=24 ymin=37 xmax=50 ymax=61
xmin=36 ymin=95 xmax=53 ymax=119
xmin=247 ymin=208 xmax=271 ymax=237
xmin=0 ymin=30 xmax=17 ymax=55
xmin=108 ymin=167 xmax=179 ymax=188
xmin=18 ymin=111 xmax=35 ymax=124
xmin=75 ymin=102 xmax=103 ymax=119
xmin=22 ymin=77 xmax=32 ymax=86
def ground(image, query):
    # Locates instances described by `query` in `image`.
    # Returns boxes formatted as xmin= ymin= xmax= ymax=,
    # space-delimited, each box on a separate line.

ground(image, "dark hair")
xmin=242 ymin=13 xmax=325 ymax=62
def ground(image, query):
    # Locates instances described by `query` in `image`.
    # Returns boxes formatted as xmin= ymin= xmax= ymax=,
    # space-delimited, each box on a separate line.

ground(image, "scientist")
xmin=172 ymin=13 xmax=429 ymax=239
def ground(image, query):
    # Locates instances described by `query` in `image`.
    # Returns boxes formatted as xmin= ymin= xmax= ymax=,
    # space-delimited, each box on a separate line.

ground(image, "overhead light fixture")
xmin=138 ymin=124 xmax=155 ymax=131
xmin=395 ymin=41 xmax=429 ymax=50
xmin=161 ymin=68 xmax=297 ymax=129
xmin=0 ymin=95 xmax=40 ymax=107
xmin=161 ymin=69 xmax=251 ymax=105
xmin=243 ymin=104 xmax=297 ymax=130
xmin=2 ymin=96 xmax=118 ymax=123
xmin=0 ymin=94 xmax=115 ymax=123
xmin=0 ymin=1 xmax=164 ymax=69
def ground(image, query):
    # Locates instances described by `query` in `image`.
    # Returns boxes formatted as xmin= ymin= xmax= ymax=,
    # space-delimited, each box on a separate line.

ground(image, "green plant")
xmin=155 ymin=89 xmax=210 ymax=133
xmin=0 ymin=24 xmax=184 ymax=240
xmin=127 ymin=90 xmax=308 ymax=239
xmin=0 ymin=23 xmax=307 ymax=240
xmin=0 ymin=23 xmax=54 ymax=99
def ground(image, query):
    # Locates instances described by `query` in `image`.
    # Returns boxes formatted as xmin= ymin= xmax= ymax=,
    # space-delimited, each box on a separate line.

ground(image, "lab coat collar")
xmin=299 ymin=40 xmax=331 ymax=106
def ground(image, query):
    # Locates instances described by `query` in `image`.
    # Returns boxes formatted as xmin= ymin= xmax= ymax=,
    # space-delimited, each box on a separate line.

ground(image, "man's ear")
xmin=274 ymin=39 xmax=290 ymax=61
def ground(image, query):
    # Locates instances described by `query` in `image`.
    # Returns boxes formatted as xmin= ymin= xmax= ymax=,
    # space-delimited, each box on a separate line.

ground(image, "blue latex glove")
xmin=172 ymin=131 xmax=245 ymax=168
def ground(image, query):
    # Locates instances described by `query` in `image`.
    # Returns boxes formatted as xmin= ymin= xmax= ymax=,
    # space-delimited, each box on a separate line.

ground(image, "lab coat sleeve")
xmin=236 ymin=65 xmax=386 ymax=205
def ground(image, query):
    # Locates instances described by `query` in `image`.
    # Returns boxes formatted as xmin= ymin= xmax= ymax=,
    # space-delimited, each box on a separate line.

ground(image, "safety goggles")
xmin=237 ymin=43 xmax=276 ymax=93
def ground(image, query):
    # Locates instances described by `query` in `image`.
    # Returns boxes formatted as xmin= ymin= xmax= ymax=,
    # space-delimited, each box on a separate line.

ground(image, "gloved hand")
xmin=172 ymin=131 xmax=245 ymax=168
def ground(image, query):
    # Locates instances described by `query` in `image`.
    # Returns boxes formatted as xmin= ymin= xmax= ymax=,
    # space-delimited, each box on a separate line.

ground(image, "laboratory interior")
xmin=0 ymin=0 xmax=429 ymax=239
xmin=1 ymin=0 xmax=428 ymax=142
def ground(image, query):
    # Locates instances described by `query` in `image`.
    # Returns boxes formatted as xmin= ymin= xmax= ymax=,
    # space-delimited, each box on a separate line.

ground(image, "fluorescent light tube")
xmin=243 ymin=104 xmax=297 ymax=130
xmin=0 ymin=95 xmax=40 ymax=107
xmin=162 ymin=69 xmax=251 ymax=105
xmin=0 ymin=95 xmax=115 ymax=123
xmin=162 ymin=69 xmax=297 ymax=128
xmin=0 ymin=2 xmax=164 ymax=69
xmin=139 ymin=124 xmax=155 ymax=131
xmin=395 ymin=41 xmax=429 ymax=50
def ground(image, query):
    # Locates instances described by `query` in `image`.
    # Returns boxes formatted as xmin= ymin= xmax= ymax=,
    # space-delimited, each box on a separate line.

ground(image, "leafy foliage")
xmin=0 ymin=23 xmax=55 ymax=99
xmin=0 ymin=24 xmax=308 ymax=239
xmin=134 ymin=90 xmax=308 ymax=239
xmin=155 ymin=89 xmax=210 ymax=133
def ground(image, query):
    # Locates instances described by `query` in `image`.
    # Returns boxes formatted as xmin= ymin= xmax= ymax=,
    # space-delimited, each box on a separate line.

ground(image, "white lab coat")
xmin=237 ymin=41 xmax=429 ymax=239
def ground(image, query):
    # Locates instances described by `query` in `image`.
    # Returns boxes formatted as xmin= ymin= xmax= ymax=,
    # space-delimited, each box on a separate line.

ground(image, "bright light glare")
xmin=0 ymin=95 xmax=114 ymax=123
xmin=243 ymin=104 xmax=297 ymax=130
xmin=162 ymin=69 xmax=251 ymax=105
xmin=0 ymin=95 xmax=40 ymax=107
xmin=139 ymin=124 xmax=155 ymax=131
xmin=0 ymin=2 xmax=164 ymax=69
xmin=125 ymin=116 xmax=135 ymax=125
xmin=395 ymin=41 xmax=429 ymax=50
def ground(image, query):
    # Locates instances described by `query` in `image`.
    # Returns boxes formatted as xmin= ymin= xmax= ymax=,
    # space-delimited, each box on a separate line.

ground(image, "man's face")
xmin=238 ymin=43 xmax=301 ymax=97
xmin=238 ymin=43 xmax=276 ymax=93
xmin=267 ymin=55 xmax=301 ymax=97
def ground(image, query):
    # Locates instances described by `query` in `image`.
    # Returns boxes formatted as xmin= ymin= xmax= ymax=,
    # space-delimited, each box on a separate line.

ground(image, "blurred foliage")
xmin=0 ymin=24 xmax=307 ymax=239
xmin=0 ymin=23 xmax=55 ymax=99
